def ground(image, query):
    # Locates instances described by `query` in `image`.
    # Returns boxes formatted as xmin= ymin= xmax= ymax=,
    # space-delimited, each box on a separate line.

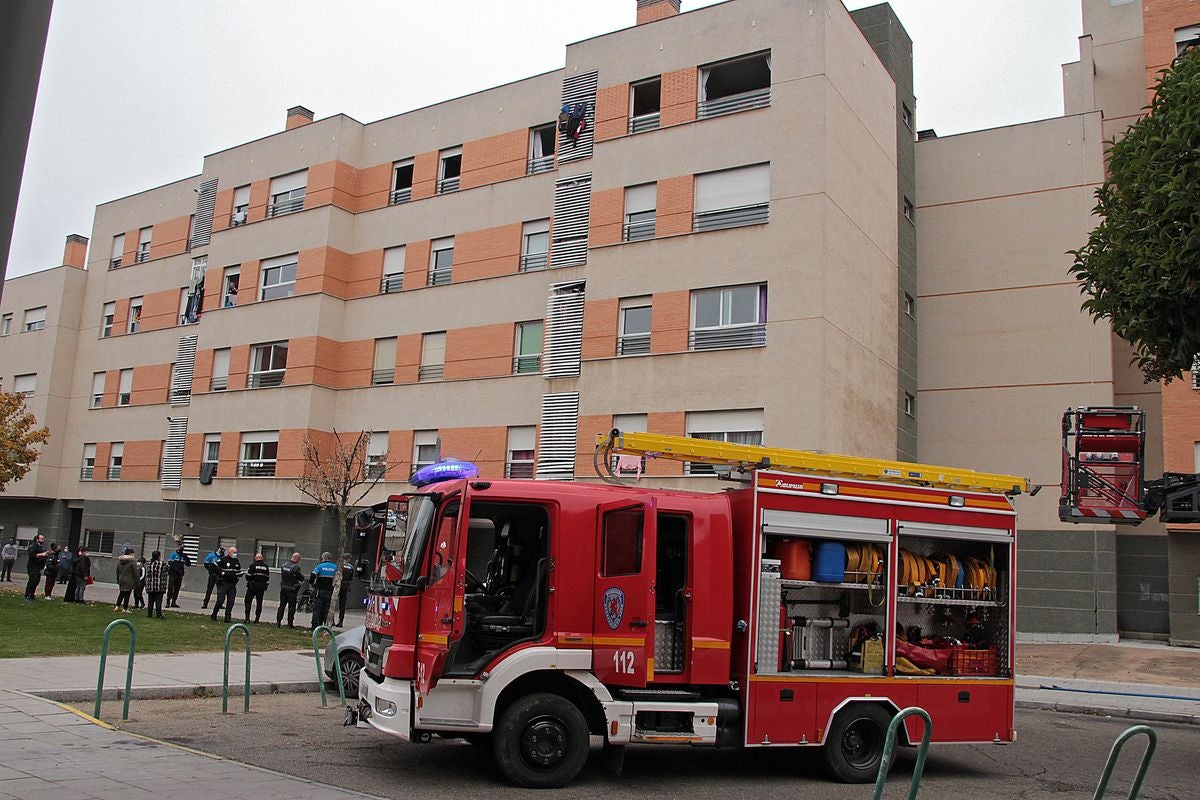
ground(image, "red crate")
xmin=950 ymin=645 xmax=999 ymax=676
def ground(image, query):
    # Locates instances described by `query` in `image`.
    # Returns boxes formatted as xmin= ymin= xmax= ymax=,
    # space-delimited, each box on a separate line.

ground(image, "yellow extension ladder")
xmin=596 ymin=430 xmax=1030 ymax=495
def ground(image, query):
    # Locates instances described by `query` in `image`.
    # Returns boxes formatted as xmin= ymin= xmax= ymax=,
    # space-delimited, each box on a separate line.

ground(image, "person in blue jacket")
xmin=309 ymin=552 xmax=338 ymax=629
xmin=200 ymin=546 xmax=224 ymax=608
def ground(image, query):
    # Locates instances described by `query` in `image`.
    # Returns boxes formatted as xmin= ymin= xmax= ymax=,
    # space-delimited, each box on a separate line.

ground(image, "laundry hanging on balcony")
xmin=558 ymin=103 xmax=588 ymax=143
xmin=183 ymin=279 xmax=204 ymax=324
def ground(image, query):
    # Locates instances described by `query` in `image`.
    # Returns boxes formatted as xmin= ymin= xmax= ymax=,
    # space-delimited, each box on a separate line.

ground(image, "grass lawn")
xmin=0 ymin=585 xmax=316 ymax=658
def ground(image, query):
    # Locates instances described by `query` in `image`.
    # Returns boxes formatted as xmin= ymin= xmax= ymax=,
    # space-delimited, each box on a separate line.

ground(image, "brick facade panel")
xmin=113 ymin=298 xmax=130 ymax=336
xmin=1162 ymin=376 xmax=1199 ymax=473
xmin=212 ymin=188 xmax=233 ymax=233
xmin=462 ymin=130 xmax=528 ymax=189
xmin=575 ymin=414 xmax=613 ymax=476
xmin=334 ymin=338 xmax=374 ymax=389
xmin=1143 ymin=1 xmax=1200 ymax=103
xmin=355 ymin=163 xmax=393 ymax=212
xmin=594 ymin=84 xmax=629 ymax=142
xmin=656 ymin=175 xmax=695 ymax=237
xmin=218 ymin=431 xmax=240 ymax=479
xmin=132 ymin=363 xmax=171 ymax=406
xmin=239 ymin=259 xmax=260 ymax=303
xmin=445 ymin=323 xmax=514 ymax=381
xmin=405 ymin=240 xmax=431 ymax=288
xmin=228 ymin=345 xmax=250 ymax=390
xmin=651 ymin=290 xmax=690 ymax=354
xmin=182 ymin=432 xmax=204 ymax=479
xmin=148 ymin=215 xmax=190 ymax=261
xmin=390 ymin=429 xmax=415 ymax=479
xmin=192 ymin=349 xmax=213 ymax=394
xmin=582 ymin=298 xmax=618 ymax=360
xmin=139 ymin=288 xmax=180 ymax=333
xmin=411 ymin=152 xmax=439 ymax=201
xmin=660 ymin=67 xmax=698 ymax=127
xmin=346 ymin=249 xmax=385 ymax=299
xmin=247 ymin=180 xmax=271 ymax=224
xmin=454 ymin=224 xmax=522 ymax=282
xmin=95 ymin=442 xmax=111 ymax=480
xmin=395 ymin=334 xmax=423 ymax=384
xmin=637 ymin=0 xmax=680 ymax=24
xmin=646 ymin=411 xmax=685 ymax=475
xmin=102 ymin=369 xmax=120 ymax=408
xmin=122 ymin=440 xmax=162 ymax=482
xmin=590 ymin=187 xmax=624 ymax=247
xmin=440 ymin=426 xmax=508 ymax=477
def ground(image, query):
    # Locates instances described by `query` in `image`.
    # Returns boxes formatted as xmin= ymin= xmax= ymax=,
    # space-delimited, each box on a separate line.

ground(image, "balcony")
xmin=527 ymin=155 xmax=555 ymax=175
xmin=520 ymin=252 xmax=548 ymax=272
xmin=109 ymin=258 xmax=122 ymax=270
xmin=237 ymin=461 xmax=276 ymax=477
xmin=629 ymin=112 xmax=660 ymax=134
xmin=697 ymin=87 xmax=771 ymax=119
xmin=418 ymin=364 xmax=444 ymax=382
xmin=692 ymin=203 xmax=769 ymax=233
xmin=380 ymin=274 xmax=404 ymax=294
xmin=107 ymin=466 xmax=122 ymax=481
xmin=512 ymin=354 xmax=541 ymax=374
xmin=505 ymin=462 xmax=535 ymax=479
xmin=136 ymin=248 xmax=150 ymax=263
xmin=210 ymin=376 xmax=228 ymax=391
xmin=390 ymin=187 xmax=412 ymax=205
xmin=437 ymin=176 xmax=460 ymax=194
xmin=371 ymin=368 xmax=394 ymax=386
xmin=366 ymin=462 xmax=388 ymax=480
xmin=618 ymin=333 xmax=651 ymax=356
xmin=248 ymin=370 xmax=285 ymax=389
xmin=622 ymin=218 xmax=656 ymax=242
xmin=80 ymin=466 xmax=94 ymax=481
xmin=268 ymin=196 xmax=305 ymax=217
xmin=689 ymin=323 xmax=767 ymax=351
xmin=428 ymin=268 xmax=452 ymax=287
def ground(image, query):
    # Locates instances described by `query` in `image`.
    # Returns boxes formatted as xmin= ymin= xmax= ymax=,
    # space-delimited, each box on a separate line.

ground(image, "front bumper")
xmin=359 ymin=674 xmax=413 ymax=740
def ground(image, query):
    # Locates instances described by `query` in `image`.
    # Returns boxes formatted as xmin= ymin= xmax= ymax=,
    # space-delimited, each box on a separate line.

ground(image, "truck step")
xmin=615 ymin=688 xmax=702 ymax=701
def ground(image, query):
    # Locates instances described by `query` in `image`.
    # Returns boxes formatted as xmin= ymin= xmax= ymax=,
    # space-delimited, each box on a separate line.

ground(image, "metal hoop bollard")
xmin=311 ymin=625 xmax=344 ymax=708
xmin=94 ymin=618 xmax=137 ymax=720
xmin=222 ymin=623 xmax=252 ymax=714
xmin=1093 ymin=724 xmax=1157 ymax=800
xmin=872 ymin=706 xmax=933 ymax=800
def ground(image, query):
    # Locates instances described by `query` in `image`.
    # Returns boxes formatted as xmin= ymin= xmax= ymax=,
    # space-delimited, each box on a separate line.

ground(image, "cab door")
xmin=593 ymin=499 xmax=657 ymax=687
xmin=415 ymin=499 xmax=462 ymax=694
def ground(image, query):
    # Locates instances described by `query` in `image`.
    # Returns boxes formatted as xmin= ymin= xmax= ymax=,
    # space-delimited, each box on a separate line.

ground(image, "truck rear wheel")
xmin=821 ymin=704 xmax=894 ymax=783
xmin=493 ymin=693 xmax=589 ymax=788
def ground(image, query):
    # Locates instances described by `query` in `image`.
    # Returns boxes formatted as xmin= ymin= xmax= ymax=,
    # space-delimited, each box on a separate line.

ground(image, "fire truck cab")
xmin=357 ymin=434 xmax=1025 ymax=788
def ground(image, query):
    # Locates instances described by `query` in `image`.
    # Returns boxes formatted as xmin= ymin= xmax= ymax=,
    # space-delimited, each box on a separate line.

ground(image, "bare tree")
xmin=293 ymin=429 xmax=393 ymax=603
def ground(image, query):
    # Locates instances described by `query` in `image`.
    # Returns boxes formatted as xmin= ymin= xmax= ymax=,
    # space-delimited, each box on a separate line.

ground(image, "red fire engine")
xmin=355 ymin=431 xmax=1029 ymax=788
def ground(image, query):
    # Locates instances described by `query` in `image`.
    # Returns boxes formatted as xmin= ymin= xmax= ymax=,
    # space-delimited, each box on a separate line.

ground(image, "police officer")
xmin=209 ymin=546 xmax=242 ymax=623
xmin=243 ymin=552 xmax=270 ymax=623
xmin=200 ymin=546 xmax=224 ymax=608
xmin=166 ymin=545 xmax=192 ymax=607
xmin=309 ymin=552 xmax=337 ymax=629
xmin=276 ymin=552 xmax=304 ymax=628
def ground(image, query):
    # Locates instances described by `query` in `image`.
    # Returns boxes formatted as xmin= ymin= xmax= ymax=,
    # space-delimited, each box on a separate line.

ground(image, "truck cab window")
xmin=603 ymin=507 xmax=644 ymax=576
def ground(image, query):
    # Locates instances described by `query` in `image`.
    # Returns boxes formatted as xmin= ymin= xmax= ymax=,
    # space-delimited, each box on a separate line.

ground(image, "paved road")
xmin=113 ymin=694 xmax=1196 ymax=800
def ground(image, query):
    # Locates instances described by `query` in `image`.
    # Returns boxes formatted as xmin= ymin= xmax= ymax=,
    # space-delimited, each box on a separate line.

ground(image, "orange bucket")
xmin=773 ymin=539 xmax=811 ymax=581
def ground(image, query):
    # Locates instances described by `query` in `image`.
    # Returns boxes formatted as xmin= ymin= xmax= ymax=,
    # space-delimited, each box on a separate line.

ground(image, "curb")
xmin=35 ymin=680 xmax=322 ymax=703
xmin=1016 ymin=699 xmax=1200 ymax=726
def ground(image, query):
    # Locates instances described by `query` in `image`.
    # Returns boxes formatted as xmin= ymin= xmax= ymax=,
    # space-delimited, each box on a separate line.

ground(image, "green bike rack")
xmin=1092 ymin=724 xmax=1157 ymax=800
xmin=312 ymin=625 xmax=345 ymax=708
xmin=222 ymin=623 xmax=252 ymax=715
xmin=94 ymin=618 xmax=137 ymax=720
xmin=872 ymin=706 xmax=933 ymax=800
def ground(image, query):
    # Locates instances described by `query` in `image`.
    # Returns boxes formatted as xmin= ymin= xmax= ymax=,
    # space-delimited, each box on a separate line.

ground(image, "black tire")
xmin=492 ymin=693 xmax=589 ymax=788
xmin=338 ymin=651 xmax=362 ymax=698
xmin=821 ymin=704 xmax=895 ymax=783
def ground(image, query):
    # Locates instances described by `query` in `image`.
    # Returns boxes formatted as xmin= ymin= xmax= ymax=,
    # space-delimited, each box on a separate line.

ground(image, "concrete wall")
xmin=1168 ymin=532 xmax=1200 ymax=646
xmin=1116 ymin=533 xmax=1170 ymax=636
xmin=1018 ymin=529 xmax=1117 ymax=640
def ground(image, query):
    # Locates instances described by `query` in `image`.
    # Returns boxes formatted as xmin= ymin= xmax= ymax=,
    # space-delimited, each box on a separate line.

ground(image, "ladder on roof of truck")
xmin=595 ymin=429 xmax=1030 ymax=495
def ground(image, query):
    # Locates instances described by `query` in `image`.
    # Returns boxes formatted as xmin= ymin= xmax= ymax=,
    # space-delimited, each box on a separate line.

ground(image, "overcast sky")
xmin=5 ymin=0 xmax=1082 ymax=279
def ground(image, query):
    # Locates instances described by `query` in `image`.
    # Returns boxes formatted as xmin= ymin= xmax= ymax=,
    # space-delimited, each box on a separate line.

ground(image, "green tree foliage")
xmin=1070 ymin=47 xmax=1200 ymax=383
xmin=0 ymin=392 xmax=50 ymax=491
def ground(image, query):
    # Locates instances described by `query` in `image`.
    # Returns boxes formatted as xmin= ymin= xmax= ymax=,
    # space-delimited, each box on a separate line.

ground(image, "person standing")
xmin=24 ymin=534 xmax=48 ymax=601
xmin=62 ymin=547 xmax=80 ymax=603
xmin=336 ymin=556 xmax=354 ymax=627
xmin=114 ymin=548 xmax=137 ymax=611
xmin=166 ymin=545 xmax=192 ymax=607
xmin=144 ymin=551 xmax=168 ymax=618
xmin=309 ymin=552 xmax=337 ymax=629
xmin=1 ymin=538 xmax=17 ymax=581
xmin=133 ymin=557 xmax=146 ymax=608
xmin=200 ymin=546 xmax=224 ymax=608
xmin=276 ymin=552 xmax=304 ymax=628
xmin=43 ymin=543 xmax=61 ymax=598
xmin=209 ymin=546 xmax=242 ymax=623
xmin=72 ymin=547 xmax=91 ymax=603
xmin=243 ymin=553 xmax=270 ymax=623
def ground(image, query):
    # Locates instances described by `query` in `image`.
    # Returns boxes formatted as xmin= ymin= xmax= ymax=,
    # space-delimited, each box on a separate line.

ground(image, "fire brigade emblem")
xmin=602 ymin=587 xmax=625 ymax=630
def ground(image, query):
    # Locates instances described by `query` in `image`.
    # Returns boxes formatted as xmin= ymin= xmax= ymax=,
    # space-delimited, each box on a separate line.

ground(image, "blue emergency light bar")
xmin=410 ymin=458 xmax=479 ymax=487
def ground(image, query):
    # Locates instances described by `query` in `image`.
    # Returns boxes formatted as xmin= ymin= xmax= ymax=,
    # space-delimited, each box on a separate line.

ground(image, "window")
xmin=699 ymin=51 xmax=771 ymax=118
xmin=630 ymin=77 xmax=662 ymax=133
xmin=901 ymin=102 xmax=913 ymax=131
xmin=239 ymin=431 xmax=279 ymax=477
xmin=268 ymin=169 xmax=307 ymax=217
xmin=1176 ymin=24 xmax=1200 ymax=56
xmin=13 ymin=374 xmax=35 ymax=398
xmin=249 ymin=341 xmax=288 ymax=388
xmin=91 ymin=372 xmax=105 ymax=408
xmin=381 ymin=246 xmax=405 ymax=293
xmin=528 ymin=124 xmax=556 ymax=174
xmin=118 ymin=369 xmax=133 ymax=405
xmin=685 ymin=409 xmax=763 ymax=475
xmin=109 ymin=442 xmax=124 ymax=480
xmin=903 ymin=293 xmax=915 ymax=318
xmin=506 ymin=426 xmax=536 ymax=478
xmin=100 ymin=302 xmax=115 ymax=338
xmin=218 ymin=537 xmax=238 ymax=553
xmin=203 ymin=433 xmax=221 ymax=477
xmin=110 ymin=234 xmax=124 ymax=269
xmin=903 ymin=196 xmax=915 ymax=223
xmin=903 ymin=392 xmax=916 ymax=418
xmin=612 ymin=414 xmax=648 ymax=476
xmin=178 ymin=287 xmax=198 ymax=326
xmin=693 ymin=163 xmax=770 ymax=231
xmin=81 ymin=443 xmax=96 ymax=480
xmin=438 ymin=147 xmax=462 ymax=193
xmin=391 ymin=158 xmax=414 ymax=204
xmin=623 ymin=183 xmax=656 ymax=241
xmin=1 ymin=314 xmax=10 ymax=336
xmin=211 ymin=348 xmax=230 ymax=391
xmin=521 ymin=220 xmax=550 ymax=272
xmin=231 ymin=184 xmax=250 ymax=225
xmin=618 ymin=297 xmax=652 ymax=356
xmin=367 ymin=432 xmax=388 ymax=479
xmin=419 ymin=332 xmax=446 ymax=381
xmin=256 ymin=541 xmax=296 ymax=568
xmin=373 ymin=337 xmax=396 ymax=385
xmin=128 ymin=296 xmax=143 ymax=333
xmin=259 ymin=253 xmax=298 ymax=300
xmin=428 ymin=237 xmax=454 ymax=286
xmin=602 ymin=506 xmax=644 ymax=576
xmin=142 ymin=533 xmax=171 ymax=560
xmin=513 ymin=321 xmax=543 ymax=374
xmin=222 ymin=266 xmax=240 ymax=307
xmin=83 ymin=529 xmax=115 ymax=555
xmin=412 ymin=430 xmax=439 ymax=470
xmin=690 ymin=284 xmax=766 ymax=350
xmin=22 ymin=306 xmax=46 ymax=332
xmin=136 ymin=227 xmax=152 ymax=262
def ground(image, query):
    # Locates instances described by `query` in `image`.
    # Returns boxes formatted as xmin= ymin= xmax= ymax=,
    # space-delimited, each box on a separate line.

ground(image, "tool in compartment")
xmin=791 ymin=615 xmax=849 ymax=670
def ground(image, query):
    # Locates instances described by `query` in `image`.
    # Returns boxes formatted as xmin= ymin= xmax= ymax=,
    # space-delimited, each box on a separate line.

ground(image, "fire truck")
xmin=355 ymin=431 xmax=1029 ymax=788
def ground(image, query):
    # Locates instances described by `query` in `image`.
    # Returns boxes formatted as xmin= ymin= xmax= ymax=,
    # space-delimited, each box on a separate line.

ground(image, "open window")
xmin=699 ymin=51 xmax=771 ymax=118
xmin=438 ymin=147 xmax=462 ymax=194
xmin=391 ymin=159 xmax=414 ymax=204
xmin=630 ymin=77 xmax=661 ymax=133
xmin=528 ymin=125 xmax=556 ymax=174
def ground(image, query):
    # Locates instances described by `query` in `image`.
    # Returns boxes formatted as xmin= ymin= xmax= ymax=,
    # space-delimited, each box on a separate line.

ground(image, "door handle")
xmin=441 ymin=617 xmax=453 ymax=625
xmin=629 ymin=619 xmax=647 ymax=628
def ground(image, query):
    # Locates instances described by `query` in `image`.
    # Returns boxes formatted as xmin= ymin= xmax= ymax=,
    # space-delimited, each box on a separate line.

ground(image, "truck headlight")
xmin=374 ymin=697 xmax=397 ymax=717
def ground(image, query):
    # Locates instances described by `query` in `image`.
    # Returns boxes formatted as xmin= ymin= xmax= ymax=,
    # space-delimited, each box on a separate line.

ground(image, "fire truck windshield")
xmin=390 ymin=493 xmax=439 ymax=585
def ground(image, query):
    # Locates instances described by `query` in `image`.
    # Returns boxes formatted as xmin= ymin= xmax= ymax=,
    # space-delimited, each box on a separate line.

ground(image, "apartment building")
xmin=0 ymin=0 xmax=1197 ymax=643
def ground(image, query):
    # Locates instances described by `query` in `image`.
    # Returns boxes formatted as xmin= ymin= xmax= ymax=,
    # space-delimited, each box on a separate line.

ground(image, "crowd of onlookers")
xmin=2 ymin=534 xmax=94 ymax=603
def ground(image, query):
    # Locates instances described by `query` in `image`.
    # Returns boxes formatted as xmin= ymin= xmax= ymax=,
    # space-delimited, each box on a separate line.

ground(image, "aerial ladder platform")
xmin=595 ymin=430 xmax=1030 ymax=495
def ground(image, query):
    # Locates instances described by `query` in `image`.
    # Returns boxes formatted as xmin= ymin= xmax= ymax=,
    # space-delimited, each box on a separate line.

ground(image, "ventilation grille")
xmin=543 ymin=280 xmax=586 ymax=378
xmin=189 ymin=178 xmax=218 ymax=249
xmin=161 ymin=417 xmax=188 ymax=490
xmin=536 ymin=392 xmax=580 ymax=480
xmin=558 ymin=70 xmax=597 ymax=163
xmin=171 ymin=335 xmax=198 ymax=406
xmin=551 ymin=173 xmax=591 ymax=268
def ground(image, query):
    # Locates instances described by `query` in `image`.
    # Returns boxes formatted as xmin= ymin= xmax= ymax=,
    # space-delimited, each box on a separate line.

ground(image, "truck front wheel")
xmin=821 ymin=704 xmax=894 ymax=783
xmin=493 ymin=693 xmax=589 ymax=788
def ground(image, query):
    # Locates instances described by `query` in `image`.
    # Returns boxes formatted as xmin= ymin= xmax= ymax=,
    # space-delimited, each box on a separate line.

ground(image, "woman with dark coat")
xmin=115 ymin=548 xmax=137 ymax=611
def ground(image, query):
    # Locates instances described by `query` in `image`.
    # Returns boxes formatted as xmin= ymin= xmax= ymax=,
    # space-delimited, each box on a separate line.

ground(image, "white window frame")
xmin=81 ymin=443 xmax=96 ymax=480
xmin=249 ymin=341 xmax=288 ymax=389
xmin=412 ymin=430 xmax=440 ymax=470
xmin=382 ymin=245 xmax=405 ymax=293
xmin=629 ymin=76 xmax=662 ymax=134
xmin=367 ymin=432 xmax=388 ymax=479
xmin=127 ymin=297 xmax=143 ymax=334
xmin=203 ymin=433 xmax=221 ymax=477
xmin=685 ymin=409 xmax=763 ymax=475
xmin=623 ymin=183 xmax=657 ymax=242
xmin=222 ymin=266 xmax=240 ymax=307
xmin=373 ymin=337 xmax=396 ymax=385
xmin=1176 ymin=24 xmax=1200 ymax=56
xmin=268 ymin=170 xmax=307 ymax=217
xmin=693 ymin=163 xmax=770 ymax=232
xmin=528 ymin=125 xmax=556 ymax=174
xmin=118 ymin=368 xmax=133 ymax=406
xmin=391 ymin=158 xmax=414 ymax=204
xmin=437 ymin=146 xmax=462 ymax=194
xmin=506 ymin=426 xmax=536 ymax=478
xmin=259 ymin=254 xmax=298 ymax=301
xmin=91 ymin=372 xmax=105 ymax=408
xmin=698 ymin=51 xmax=772 ymax=118
xmin=521 ymin=220 xmax=550 ymax=272
xmin=13 ymin=373 xmax=35 ymax=398
xmin=231 ymin=184 xmax=251 ymax=225
xmin=513 ymin=320 xmax=543 ymax=374
xmin=903 ymin=196 xmax=915 ymax=223
xmin=136 ymin=227 xmax=152 ymax=262
xmin=239 ymin=431 xmax=279 ymax=477
xmin=101 ymin=302 xmax=115 ymax=338
xmin=211 ymin=347 xmax=231 ymax=391
xmin=419 ymin=332 xmax=446 ymax=382
xmin=904 ymin=392 xmax=916 ymax=418
xmin=256 ymin=540 xmax=296 ymax=569
xmin=109 ymin=442 xmax=124 ymax=481
xmin=689 ymin=284 xmax=766 ymax=351
xmin=110 ymin=234 xmax=125 ymax=268
xmin=429 ymin=237 xmax=454 ymax=286
xmin=618 ymin=297 xmax=652 ymax=356
xmin=1 ymin=314 xmax=10 ymax=336
xmin=903 ymin=293 xmax=915 ymax=318
xmin=22 ymin=306 xmax=46 ymax=332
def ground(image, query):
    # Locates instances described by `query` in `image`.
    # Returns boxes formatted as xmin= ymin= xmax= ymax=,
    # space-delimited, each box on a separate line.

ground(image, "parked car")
xmin=324 ymin=625 xmax=364 ymax=698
